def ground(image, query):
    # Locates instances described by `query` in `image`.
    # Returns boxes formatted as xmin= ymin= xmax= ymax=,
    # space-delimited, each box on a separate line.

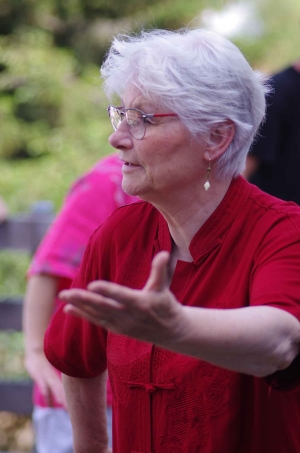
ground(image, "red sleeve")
xmin=250 ymin=218 xmax=300 ymax=391
xmin=250 ymin=229 xmax=300 ymax=322
xmin=44 ymin=233 xmax=108 ymax=378
xmin=44 ymin=201 xmax=148 ymax=379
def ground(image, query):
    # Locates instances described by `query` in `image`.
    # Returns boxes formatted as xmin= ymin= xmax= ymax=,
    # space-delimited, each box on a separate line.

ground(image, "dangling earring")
xmin=204 ymin=158 xmax=211 ymax=191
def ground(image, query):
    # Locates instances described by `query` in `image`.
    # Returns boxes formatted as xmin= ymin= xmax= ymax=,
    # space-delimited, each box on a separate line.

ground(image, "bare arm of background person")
xmin=23 ymin=274 xmax=67 ymax=406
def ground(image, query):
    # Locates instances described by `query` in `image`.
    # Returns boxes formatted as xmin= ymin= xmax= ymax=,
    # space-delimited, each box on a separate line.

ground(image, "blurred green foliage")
xmin=0 ymin=250 xmax=30 ymax=381
xmin=0 ymin=331 xmax=27 ymax=379
xmin=0 ymin=0 xmax=219 ymax=211
xmin=0 ymin=29 xmax=112 ymax=210
xmin=0 ymin=251 xmax=30 ymax=296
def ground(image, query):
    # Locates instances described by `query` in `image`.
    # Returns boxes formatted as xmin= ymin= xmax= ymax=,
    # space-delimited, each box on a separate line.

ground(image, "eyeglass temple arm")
xmin=151 ymin=113 xmax=178 ymax=118
xmin=145 ymin=113 xmax=178 ymax=118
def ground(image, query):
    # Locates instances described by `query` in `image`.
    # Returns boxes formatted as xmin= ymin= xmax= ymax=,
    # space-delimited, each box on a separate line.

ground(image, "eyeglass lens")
xmin=110 ymin=107 xmax=122 ymax=131
xmin=126 ymin=110 xmax=145 ymax=139
xmin=109 ymin=107 xmax=145 ymax=140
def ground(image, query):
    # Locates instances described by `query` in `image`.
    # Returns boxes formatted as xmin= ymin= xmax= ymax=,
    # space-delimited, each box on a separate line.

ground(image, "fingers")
xmin=58 ymin=251 xmax=181 ymax=344
xmin=25 ymin=352 xmax=67 ymax=407
xmin=60 ymin=282 xmax=140 ymax=323
xmin=87 ymin=281 xmax=136 ymax=303
xmin=37 ymin=379 xmax=53 ymax=407
xmin=60 ymin=287 xmax=124 ymax=329
xmin=60 ymin=288 xmax=116 ymax=324
xmin=59 ymin=251 xmax=170 ymax=317
xmin=60 ymin=286 xmax=130 ymax=309
xmin=63 ymin=304 xmax=109 ymax=328
xmin=59 ymin=251 xmax=171 ymax=336
xmin=60 ymin=252 xmax=170 ymax=304
xmin=144 ymin=251 xmax=170 ymax=292
xmin=49 ymin=376 xmax=67 ymax=407
xmin=37 ymin=372 xmax=66 ymax=407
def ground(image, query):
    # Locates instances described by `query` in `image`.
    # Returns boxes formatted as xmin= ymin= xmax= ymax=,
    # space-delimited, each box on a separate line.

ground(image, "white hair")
xmin=101 ymin=28 xmax=270 ymax=180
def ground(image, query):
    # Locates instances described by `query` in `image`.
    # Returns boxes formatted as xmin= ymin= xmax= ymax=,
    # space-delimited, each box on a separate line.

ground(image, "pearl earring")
xmin=204 ymin=158 xmax=211 ymax=191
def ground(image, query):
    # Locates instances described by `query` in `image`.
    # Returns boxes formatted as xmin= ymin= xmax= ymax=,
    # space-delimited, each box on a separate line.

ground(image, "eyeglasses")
xmin=107 ymin=105 xmax=178 ymax=140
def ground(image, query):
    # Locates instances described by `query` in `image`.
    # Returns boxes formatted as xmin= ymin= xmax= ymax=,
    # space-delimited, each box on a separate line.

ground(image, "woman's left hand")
xmin=59 ymin=251 xmax=185 ymax=346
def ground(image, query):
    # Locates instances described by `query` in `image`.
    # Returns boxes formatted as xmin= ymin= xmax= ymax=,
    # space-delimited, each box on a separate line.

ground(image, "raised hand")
xmin=60 ymin=251 xmax=184 ymax=346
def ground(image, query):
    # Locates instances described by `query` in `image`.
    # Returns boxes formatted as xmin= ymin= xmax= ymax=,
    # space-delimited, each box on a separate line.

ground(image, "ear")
xmin=204 ymin=120 xmax=235 ymax=161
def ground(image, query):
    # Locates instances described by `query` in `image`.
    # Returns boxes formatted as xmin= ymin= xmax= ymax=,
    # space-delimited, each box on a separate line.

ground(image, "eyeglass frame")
xmin=107 ymin=105 xmax=178 ymax=140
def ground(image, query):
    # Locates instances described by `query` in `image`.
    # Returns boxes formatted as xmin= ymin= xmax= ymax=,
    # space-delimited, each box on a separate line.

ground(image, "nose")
xmin=108 ymin=120 xmax=133 ymax=150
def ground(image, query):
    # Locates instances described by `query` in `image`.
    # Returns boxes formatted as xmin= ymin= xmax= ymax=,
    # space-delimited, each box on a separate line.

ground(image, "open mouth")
xmin=124 ymin=162 xmax=139 ymax=166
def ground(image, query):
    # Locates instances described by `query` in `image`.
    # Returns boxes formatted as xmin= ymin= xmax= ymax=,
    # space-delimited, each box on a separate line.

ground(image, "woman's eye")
xmin=128 ymin=118 xmax=140 ymax=126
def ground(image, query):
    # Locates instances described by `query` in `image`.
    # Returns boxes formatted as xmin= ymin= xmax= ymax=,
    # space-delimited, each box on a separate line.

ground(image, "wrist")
xmin=25 ymin=346 xmax=44 ymax=355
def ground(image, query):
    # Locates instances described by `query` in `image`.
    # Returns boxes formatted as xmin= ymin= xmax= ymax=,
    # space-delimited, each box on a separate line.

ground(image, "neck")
xmin=153 ymin=177 xmax=232 ymax=261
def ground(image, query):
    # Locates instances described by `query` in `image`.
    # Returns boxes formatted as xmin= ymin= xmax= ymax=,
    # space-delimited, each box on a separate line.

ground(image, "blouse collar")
xmin=156 ymin=176 xmax=251 ymax=262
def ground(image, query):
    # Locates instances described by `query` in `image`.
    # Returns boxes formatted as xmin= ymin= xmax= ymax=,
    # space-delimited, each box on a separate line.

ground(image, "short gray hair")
xmin=101 ymin=28 xmax=269 ymax=180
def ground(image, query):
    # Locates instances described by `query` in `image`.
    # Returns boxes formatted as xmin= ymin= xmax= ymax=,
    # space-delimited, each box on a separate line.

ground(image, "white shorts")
xmin=33 ymin=406 xmax=113 ymax=453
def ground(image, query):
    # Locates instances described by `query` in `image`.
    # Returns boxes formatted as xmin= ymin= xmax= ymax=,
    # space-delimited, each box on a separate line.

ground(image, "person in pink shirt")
xmin=23 ymin=152 xmax=138 ymax=453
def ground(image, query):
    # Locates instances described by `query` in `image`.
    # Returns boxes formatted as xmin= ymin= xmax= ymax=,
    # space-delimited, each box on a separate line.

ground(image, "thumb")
xmin=144 ymin=251 xmax=170 ymax=292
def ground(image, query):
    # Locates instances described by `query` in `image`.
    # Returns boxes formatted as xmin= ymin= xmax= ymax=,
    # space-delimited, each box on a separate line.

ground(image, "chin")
xmin=122 ymin=182 xmax=141 ymax=197
xmin=122 ymin=183 xmax=151 ymax=200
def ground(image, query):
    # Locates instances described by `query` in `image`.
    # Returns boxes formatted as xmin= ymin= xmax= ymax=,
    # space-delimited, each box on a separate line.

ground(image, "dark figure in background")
xmin=245 ymin=62 xmax=300 ymax=203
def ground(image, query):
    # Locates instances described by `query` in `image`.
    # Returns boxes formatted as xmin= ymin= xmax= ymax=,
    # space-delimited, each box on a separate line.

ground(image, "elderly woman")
xmin=44 ymin=29 xmax=300 ymax=453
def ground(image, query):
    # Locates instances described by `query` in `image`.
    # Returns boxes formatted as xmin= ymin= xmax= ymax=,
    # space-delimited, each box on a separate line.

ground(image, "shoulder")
xmin=270 ymin=66 xmax=300 ymax=102
xmin=247 ymin=183 xmax=300 ymax=232
xmin=83 ymin=201 xmax=160 ymax=284
xmin=273 ymin=66 xmax=300 ymax=84
xmin=87 ymin=201 xmax=160 ymax=261
xmin=92 ymin=201 xmax=159 ymax=243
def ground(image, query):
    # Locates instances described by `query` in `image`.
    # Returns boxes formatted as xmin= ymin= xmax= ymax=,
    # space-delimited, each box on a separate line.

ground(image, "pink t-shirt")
xmin=29 ymin=153 xmax=138 ymax=407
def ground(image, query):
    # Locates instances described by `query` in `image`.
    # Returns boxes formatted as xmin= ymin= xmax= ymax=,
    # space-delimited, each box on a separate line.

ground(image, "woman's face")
xmin=108 ymin=85 xmax=208 ymax=203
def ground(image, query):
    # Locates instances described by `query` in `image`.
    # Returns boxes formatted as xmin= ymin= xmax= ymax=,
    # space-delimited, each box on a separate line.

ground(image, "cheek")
xmin=142 ymin=135 xmax=175 ymax=161
xmin=137 ymin=125 xmax=194 ymax=173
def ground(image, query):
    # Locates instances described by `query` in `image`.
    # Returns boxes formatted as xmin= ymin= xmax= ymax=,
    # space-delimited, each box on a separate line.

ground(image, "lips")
xmin=120 ymin=155 xmax=141 ymax=168
xmin=124 ymin=161 xmax=139 ymax=166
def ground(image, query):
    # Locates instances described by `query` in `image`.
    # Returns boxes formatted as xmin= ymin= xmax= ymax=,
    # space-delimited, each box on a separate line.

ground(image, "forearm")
xmin=167 ymin=305 xmax=300 ymax=377
xmin=23 ymin=274 xmax=58 ymax=354
xmin=62 ymin=373 xmax=110 ymax=453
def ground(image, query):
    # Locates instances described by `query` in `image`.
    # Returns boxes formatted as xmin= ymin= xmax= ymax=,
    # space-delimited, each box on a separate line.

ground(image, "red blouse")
xmin=45 ymin=177 xmax=300 ymax=453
